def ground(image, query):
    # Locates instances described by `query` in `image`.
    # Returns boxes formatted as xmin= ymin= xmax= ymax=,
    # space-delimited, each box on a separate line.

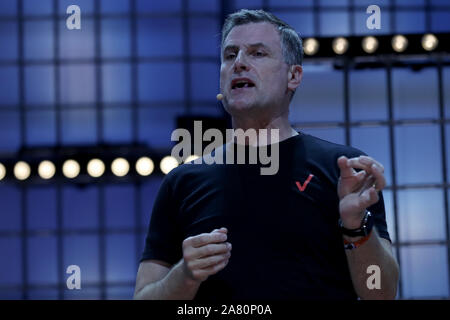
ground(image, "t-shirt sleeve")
xmin=140 ymin=176 xmax=183 ymax=265
xmin=367 ymin=190 xmax=391 ymax=243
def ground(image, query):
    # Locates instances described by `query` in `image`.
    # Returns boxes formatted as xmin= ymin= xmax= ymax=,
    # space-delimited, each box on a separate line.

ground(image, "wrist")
xmin=339 ymin=210 xmax=366 ymax=229
xmin=342 ymin=233 xmax=364 ymax=242
xmin=339 ymin=210 xmax=374 ymax=238
xmin=343 ymin=230 xmax=373 ymax=250
xmin=177 ymin=260 xmax=202 ymax=288
xmin=183 ymin=276 xmax=201 ymax=290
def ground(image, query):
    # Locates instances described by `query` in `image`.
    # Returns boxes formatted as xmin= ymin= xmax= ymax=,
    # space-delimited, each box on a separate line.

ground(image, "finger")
xmin=186 ymin=232 xmax=227 ymax=248
xmin=337 ymin=156 xmax=356 ymax=178
xmin=359 ymin=186 xmax=380 ymax=208
xmin=358 ymin=174 xmax=376 ymax=196
xmin=359 ymin=156 xmax=384 ymax=172
xmin=347 ymin=158 xmax=370 ymax=171
xmin=195 ymin=258 xmax=230 ymax=279
xmin=355 ymin=169 xmax=367 ymax=183
xmin=357 ymin=165 xmax=385 ymax=194
xmin=370 ymin=163 xmax=386 ymax=191
xmin=190 ymin=251 xmax=231 ymax=269
xmin=199 ymin=242 xmax=232 ymax=257
xmin=190 ymin=242 xmax=231 ymax=260
xmin=348 ymin=156 xmax=384 ymax=174
xmin=350 ymin=171 xmax=371 ymax=195
xmin=212 ymin=227 xmax=228 ymax=234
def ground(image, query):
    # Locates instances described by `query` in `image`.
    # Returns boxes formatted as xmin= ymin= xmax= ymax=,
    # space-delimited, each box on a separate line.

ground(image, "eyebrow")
xmin=223 ymin=42 xmax=272 ymax=53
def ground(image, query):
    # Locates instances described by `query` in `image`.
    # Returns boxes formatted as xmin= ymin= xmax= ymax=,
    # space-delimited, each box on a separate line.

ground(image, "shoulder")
xmin=162 ymin=151 xmax=225 ymax=191
xmin=300 ymin=132 xmax=366 ymax=159
xmin=296 ymin=133 xmax=368 ymax=182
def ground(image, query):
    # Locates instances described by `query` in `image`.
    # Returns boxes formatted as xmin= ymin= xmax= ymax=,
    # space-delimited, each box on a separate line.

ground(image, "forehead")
xmin=223 ymin=22 xmax=282 ymax=51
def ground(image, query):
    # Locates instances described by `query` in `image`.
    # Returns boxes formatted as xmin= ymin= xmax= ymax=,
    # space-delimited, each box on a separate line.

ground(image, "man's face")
xmin=220 ymin=22 xmax=291 ymax=117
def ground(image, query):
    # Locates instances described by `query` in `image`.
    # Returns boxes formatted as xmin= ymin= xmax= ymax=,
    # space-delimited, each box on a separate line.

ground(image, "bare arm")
xmin=134 ymin=228 xmax=231 ymax=300
xmin=344 ymin=228 xmax=399 ymax=299
xmin=133 ymin=259 xmax=201 ymax=300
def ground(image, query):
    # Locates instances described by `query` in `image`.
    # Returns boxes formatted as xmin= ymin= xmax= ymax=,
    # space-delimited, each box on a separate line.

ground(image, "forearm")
xmin=134 ymin=260 xmax=201 ymax=300
xmin=344 ymin=228 xmax=399 ymax=299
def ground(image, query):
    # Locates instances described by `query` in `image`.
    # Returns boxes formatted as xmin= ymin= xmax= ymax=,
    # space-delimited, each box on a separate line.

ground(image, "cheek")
xmin=262 ymin=71 xmax=287 ymax=93
xmin=219 ymin=68 xmax=228 ymax=91
xmin=259 ymin=63 xmax=287 ymax=85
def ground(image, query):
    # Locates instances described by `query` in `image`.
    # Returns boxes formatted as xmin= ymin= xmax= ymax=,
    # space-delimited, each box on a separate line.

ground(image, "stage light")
xmin=0 ymin=163 xmax=5 ymax=181
xmin=332 ymin=37 xmax=349 ymax=55
xmin=14 ymin=161 xmax=31 ymax=181
xmin=160 ymin=156 xmax=179 ymax=175
xmin=87 ymin=158 xmax=105 ymax=178
xmin=136 ymin=157 xmax=154 ymax=176
xmin=184 ymin=155 xmax=200 ymax=163
xmin=111 ymin=157 xmax=129 ymax=177
xmin=63 ymin=159 xmax=80 ymax=179
xmin=391 ymin=35 xmax=408 ymax=52
xmin=362 ymin=36 xmax=378 ymax=53
xmin=422 ymin=33 xmax=438 ymax=51
xmin=38 ymin=160 xmax=56 ymax=180
xmin=304 ymin=38 xmax=319 ymax=56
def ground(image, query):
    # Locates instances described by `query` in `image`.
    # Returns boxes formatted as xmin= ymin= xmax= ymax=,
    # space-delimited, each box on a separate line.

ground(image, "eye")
xmin=225 ymin=52 xmax=236 ymax=60
xmin=254 ymin=51 xmax=266 ymax=57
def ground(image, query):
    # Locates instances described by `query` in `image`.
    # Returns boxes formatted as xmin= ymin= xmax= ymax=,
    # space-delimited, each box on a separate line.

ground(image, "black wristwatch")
xmin=339 ymin=210 xmax=374 ymax=237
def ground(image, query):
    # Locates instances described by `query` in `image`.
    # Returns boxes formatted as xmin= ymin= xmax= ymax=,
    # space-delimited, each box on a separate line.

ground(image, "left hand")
xmin=337 ymin=155 xmax=386 ymax=229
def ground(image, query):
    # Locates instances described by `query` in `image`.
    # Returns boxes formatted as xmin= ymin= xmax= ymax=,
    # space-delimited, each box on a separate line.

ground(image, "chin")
xmin=224 ymin=100 xmax=256 ymax=115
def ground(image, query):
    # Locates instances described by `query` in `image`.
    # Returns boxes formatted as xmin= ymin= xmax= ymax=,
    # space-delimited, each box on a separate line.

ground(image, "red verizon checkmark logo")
xmin=295 ymin=174 xmax=314 ymax=192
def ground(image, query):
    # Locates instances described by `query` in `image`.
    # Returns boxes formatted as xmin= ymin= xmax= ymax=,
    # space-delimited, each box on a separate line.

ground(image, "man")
xmin=134 ymin=9 xmax=399 ymax=300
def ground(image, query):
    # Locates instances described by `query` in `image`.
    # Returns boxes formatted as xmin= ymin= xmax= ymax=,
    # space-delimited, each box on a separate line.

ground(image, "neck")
xmin=230 ymin=110 xmax=298 ymax=146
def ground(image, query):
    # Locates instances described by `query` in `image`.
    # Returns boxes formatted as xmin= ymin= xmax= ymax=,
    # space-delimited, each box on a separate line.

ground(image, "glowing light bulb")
xmin=38 ymin=160 xmax=56 ymax=180
xmin=111 ymin=158 xmax=130 ymax=177
xmin=0 ymin=163 xmax=6 ymax=181
xmin=63 ymin=159 xmax=80 ymax=179
xmin=391 ymin=35 xmax=408 ymax=52
xmin=160 ymin=156 xmax=179 ymax=175
xmin=422 ymin=34 xmax=438 ymax=51
xmin=14 ymin=161 xmax=31 ymax=181
xmin=304 ymin=38 xmax=319 ymax=56
xmin=362 ymin=36 xmax=378 ymax=53
xmin=184 ymin=155 xmax=200 ymax=164
xmin=332 ymin=37 xmax=349 ymax=55
xmin=136 ymin=157 xmax=154 ymax=176
xmin=87 ymin=159 xmax=105 ymax=178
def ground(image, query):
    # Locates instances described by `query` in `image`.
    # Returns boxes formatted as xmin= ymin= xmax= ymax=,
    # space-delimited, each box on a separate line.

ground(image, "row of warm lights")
xmin=0 ymin=155 xmax=200 ymax=181
xmin=304 ymin=34 xmax=439 ymax=55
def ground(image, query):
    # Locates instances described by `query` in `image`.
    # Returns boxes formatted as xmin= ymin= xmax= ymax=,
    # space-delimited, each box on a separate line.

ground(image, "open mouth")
xmin=231 ymin=78 xmax=256 ymax=90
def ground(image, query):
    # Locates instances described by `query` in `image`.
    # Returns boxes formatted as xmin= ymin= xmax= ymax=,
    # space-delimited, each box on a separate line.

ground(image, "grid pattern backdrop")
xmin=0 ymin=0 xmax=450 ymax=299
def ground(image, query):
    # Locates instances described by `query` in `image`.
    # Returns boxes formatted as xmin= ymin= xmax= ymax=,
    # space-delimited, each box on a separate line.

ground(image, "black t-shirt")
xmin=140 ymin=132 xmax=391 ymax=300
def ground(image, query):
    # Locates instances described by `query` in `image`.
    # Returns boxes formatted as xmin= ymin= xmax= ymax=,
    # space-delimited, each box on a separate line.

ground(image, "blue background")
xmin=0 ymin=0 xmax=450 ymax=299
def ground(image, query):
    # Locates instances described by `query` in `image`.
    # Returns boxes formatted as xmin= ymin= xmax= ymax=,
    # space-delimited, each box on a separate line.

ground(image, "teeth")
xmin=232 ymin=81 xmax=253 ymax=89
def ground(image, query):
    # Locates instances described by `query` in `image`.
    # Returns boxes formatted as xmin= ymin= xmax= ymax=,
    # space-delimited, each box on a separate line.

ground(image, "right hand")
xmin=181 ymin=227 xmax=232 ymax=283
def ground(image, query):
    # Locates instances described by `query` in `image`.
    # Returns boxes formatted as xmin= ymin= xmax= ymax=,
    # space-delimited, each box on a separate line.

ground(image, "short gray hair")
xmin=221 ymin=9 xmax=303 ymax=66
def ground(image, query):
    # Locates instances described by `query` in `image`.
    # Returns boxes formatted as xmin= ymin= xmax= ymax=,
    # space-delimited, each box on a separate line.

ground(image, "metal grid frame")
xmin=0 ymin=0 xmax=448 ymax=299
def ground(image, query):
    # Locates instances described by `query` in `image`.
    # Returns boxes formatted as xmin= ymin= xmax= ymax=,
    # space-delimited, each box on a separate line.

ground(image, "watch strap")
xmin=339 ymin=210 xmax=374 ymax=237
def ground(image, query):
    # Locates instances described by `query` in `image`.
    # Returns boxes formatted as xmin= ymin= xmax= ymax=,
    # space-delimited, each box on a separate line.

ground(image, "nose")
xmin=233 ymin=51 xmax=250 ymax=73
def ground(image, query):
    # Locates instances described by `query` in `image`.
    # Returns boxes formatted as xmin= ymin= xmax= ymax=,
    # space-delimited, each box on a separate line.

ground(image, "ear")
xmin=287 ymin=65 xmax=303 ymax=92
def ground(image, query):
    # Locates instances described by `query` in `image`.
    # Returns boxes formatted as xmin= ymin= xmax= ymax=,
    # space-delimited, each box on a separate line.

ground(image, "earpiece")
xmin=216 ymin=93 xmax=224 ymax=101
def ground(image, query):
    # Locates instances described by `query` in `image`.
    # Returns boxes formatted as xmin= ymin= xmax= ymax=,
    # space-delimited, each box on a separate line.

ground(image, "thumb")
xmin=337 ymin=155 xmax=354 ymax=178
